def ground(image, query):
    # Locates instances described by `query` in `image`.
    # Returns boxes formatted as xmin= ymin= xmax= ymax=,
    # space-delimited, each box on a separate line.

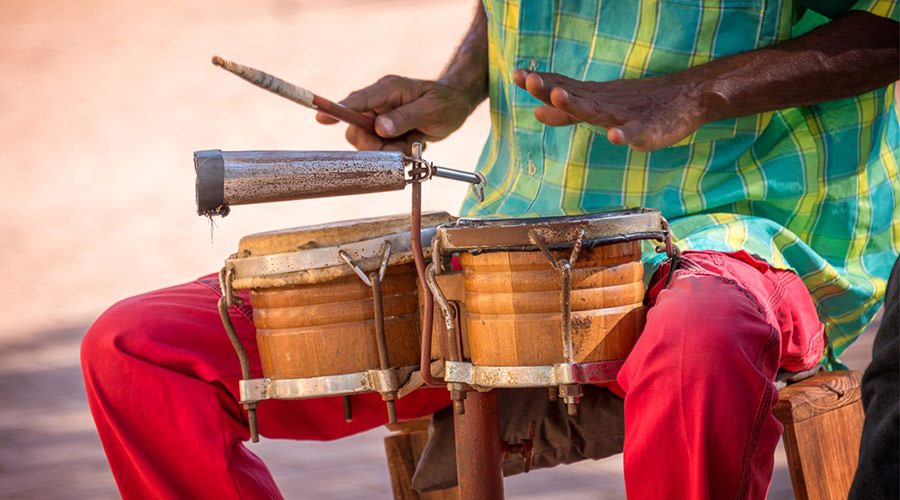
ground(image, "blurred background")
xmin=0 ymin=0 xmax=876 ymax=498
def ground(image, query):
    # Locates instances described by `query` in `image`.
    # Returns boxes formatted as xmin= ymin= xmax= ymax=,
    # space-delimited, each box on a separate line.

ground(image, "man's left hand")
xmin=514 ymin=68 xmax=712 ymax=152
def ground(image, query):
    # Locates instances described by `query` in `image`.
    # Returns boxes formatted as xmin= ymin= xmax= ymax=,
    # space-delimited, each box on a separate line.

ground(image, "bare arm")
xmin=516 ymin=10 xmax=900 ymax=151
xmin=317 ymin=1 xmax=488 ymax=153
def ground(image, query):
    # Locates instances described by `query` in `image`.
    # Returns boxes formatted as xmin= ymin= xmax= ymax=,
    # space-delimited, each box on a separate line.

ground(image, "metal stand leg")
xmin=454 ymin=390 xmax=504 ymax=500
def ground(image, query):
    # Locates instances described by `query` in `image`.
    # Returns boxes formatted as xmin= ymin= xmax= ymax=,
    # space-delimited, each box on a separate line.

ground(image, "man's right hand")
xmin=316 ymin=75 xmax=479 ymax=154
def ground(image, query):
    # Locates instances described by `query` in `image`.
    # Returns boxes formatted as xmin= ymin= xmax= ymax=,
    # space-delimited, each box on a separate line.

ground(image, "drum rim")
xmin=436 ymin=207 xmax=667 ymax=252
xmin=227 ymin=227 xmax=433 ymax=289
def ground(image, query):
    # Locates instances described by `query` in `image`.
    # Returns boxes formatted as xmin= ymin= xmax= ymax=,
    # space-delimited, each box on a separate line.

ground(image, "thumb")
xmin=374 ymin=98 xmax=433 ymax=138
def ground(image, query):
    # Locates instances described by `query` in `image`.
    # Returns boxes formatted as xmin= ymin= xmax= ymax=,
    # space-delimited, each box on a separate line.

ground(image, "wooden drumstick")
xmin=211 ymin=55 xmax=376 ymax=134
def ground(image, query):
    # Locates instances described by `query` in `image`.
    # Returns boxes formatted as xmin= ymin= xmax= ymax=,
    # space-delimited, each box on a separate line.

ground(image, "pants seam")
xmin=734 ymin=325 xmax=780 ymax=500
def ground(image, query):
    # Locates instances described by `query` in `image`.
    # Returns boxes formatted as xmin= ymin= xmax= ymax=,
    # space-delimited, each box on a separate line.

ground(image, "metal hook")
xmin=529 ymin=230 xmax=562 ymax=272
xmin=338 ymin=241 xmax=393 ymax=288
xmin=472 ymin=172 xmax=486 ymax=202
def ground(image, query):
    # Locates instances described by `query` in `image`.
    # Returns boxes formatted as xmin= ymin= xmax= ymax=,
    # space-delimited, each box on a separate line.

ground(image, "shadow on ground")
xmin=0 ymin=320 xmax=876 ymax=499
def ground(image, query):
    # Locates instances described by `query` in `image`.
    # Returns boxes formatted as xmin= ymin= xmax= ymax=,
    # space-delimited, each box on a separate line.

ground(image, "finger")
xmin=513 ymin=68 xmax=531 ymax=89
xmin=549 ymin=87 xmax=617 ymax=128
xmin=533 ymin=105 xmax=577 ymax=126
xmin=341 ymin=75 xmax=412 ymax=113
xmin=530 ymin=71 xmax=580 ymax=97
xmin=345 ymin=125 xmax=385 ymax=151
xmin=315 ymin=111 xmax=339 ymax=125
xmin=374 ymin=99 xmax=434 ymax=138
xmin=608 ymin=121 xmax=648 ymax=148
xmin=380 ymin=143 xmax=408 ymax=153
xmin=524 ymin=72 xmax=551 ymax=103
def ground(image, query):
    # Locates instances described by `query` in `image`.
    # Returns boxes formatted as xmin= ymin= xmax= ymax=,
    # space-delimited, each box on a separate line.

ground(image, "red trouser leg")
xmin=81 ymin=277 xmax=451 ymax=500
xmin=617 ymin=251 xmax=824 ymax=500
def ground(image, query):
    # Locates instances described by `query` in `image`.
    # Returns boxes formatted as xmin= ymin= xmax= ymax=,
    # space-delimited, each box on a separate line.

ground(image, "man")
xmin=849 ymin=256 xmax=899 ymax=500
xmin=82 ymin=1 xmax=899 ymax=498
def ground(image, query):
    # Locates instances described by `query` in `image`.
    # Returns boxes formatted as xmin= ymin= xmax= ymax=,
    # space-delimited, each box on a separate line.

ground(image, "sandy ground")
xmin=0 ymin=0 xmax=880 ymax=498
xmin=0 ymin=0 xmax=491 ymax=338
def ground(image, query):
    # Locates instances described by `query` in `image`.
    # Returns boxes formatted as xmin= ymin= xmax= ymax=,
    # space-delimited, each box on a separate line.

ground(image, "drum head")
xmin=436 ymin=208 xmax=665 ymax=252
xmin=228 ymin=212 xmax=455 ymax=289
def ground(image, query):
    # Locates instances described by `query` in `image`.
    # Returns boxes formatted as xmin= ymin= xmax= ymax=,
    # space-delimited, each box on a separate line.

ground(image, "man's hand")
xmin=515 ymin=11 xmax=898 ymax=153
xmin=514 ymin=68 xmax=709 ymax=152
xmin=319 ymin=1 xmax=487 ymax=154
xmin=316 ymin=76 xmax=479 ymax=154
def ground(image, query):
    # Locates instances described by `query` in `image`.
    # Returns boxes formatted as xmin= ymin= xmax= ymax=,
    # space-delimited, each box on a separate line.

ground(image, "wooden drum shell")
xmin=460 ymin=240 xmax=645 ymax=367
xmin=249 ymin=263 xmax=420 ymax=379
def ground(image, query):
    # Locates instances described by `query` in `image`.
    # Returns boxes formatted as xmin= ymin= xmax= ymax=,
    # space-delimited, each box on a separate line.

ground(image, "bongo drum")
xmin=427 ymin=209 xmax=669 ymax=412
xmin=220 ymin=212 xmax=454 ymax=416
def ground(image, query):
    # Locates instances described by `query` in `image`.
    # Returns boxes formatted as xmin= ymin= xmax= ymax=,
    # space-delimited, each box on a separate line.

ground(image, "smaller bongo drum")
xmin=428 ymin=208 xmax=669 ymax=413
xmin=217 ymin=212 xmax=454 ymax=430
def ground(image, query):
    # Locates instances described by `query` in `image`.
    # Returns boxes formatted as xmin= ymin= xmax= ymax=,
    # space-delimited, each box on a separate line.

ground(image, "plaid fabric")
xmin=459 ymin=0 xmax=900 ymax=366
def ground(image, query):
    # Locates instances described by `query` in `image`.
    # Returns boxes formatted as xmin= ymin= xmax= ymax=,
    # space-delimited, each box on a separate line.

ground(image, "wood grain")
xmin=385 ymin=419 xmax=459 ymax=500
xmin=251 ymin=263 xmax=421 ymax=379
xmin=774 ymin=370 xmax=864 ymax=500
xmin=459 ymin=241 xmax=645 ymax=366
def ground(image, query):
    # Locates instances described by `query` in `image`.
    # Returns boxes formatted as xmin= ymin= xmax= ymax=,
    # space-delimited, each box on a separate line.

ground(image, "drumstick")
xmin=211 ymin=55 xmax=376 ymax=134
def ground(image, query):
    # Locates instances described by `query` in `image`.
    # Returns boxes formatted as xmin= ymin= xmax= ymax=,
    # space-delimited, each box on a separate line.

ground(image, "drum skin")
xmin=250 ymin=263 xmax=420 ymax=379
xmin=460 ymin=240 xmax=645 ymax=366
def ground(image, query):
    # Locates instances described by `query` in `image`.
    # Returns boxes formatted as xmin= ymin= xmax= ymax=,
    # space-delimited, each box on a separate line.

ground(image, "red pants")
xmin=81 ymin=250 xmax=823 ymax=499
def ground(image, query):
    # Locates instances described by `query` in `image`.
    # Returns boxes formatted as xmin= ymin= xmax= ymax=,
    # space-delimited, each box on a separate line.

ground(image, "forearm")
xmin=438 ymin=1 xmax=489 ymax=113
xmin=699 ymin=10 xmax=899 ymax=123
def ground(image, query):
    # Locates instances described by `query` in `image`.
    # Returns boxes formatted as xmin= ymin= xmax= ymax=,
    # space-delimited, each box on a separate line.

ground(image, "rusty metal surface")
xmin=370 ymin=272 xmax=398 ymax=423
xmin=454 ymin=389 xmax=505 ymax=500
xmin=239 ymin=365 xmax=417 ymax=403
xmin=220 ymin=150 xmax=407 ymax=205
xmin=438 ymin=208 xmax=666 ymax=251
xmin=410 ymin=143 xmax=445 ymax=388
xmin=443 ymin=360 xmax=625 ymax=388
xmin=228 ymin=228 xmax=435 ymax=289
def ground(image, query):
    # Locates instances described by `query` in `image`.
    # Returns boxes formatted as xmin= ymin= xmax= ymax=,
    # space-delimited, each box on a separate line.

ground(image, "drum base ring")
xmin=239 ymin=365 xmax=417 ymax=404
xmin=442 ymin=360 xmax=625 ymax=389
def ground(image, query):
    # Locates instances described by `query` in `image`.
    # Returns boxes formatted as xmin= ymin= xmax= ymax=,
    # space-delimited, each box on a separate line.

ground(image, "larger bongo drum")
xmin=428 ymin=209 xmax=668 ymax=411
xmin=221 ymin=212 xmax=454 ymax=414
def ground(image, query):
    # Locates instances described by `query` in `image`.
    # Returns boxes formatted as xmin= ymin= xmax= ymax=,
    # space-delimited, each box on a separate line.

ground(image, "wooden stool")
xmin=385 ymin=370 xmax=863 ymax=500
xmin=384 ymin=418 xmax=458 ymax=500
xmin=774 ymin=370 xmax=863 ymax=500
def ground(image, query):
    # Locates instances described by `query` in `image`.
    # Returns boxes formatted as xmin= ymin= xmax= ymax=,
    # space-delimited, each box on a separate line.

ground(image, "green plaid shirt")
xmin=460 ymin=0 xmax=900 ymax=365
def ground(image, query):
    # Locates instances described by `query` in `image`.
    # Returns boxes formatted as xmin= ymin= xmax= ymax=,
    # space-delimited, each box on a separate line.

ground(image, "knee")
xmin=81 ymin=297 xmax=141 ymax=378
xmin=620 ymin=275 xmax=781 ymax=396
xmin=639 ymin=275 xmax=778 ymax=370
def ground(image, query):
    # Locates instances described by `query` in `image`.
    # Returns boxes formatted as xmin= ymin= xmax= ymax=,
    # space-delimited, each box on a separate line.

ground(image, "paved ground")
xmin=0 ymin=0 xmax=883 ymax=498
xmin=0 ymin=318 xmax=878 ymax=499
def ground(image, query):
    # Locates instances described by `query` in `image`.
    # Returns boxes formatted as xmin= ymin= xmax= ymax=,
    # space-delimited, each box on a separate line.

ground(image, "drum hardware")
xmin=425 ymin=263 xmax=466 ymax=414
xmin=216 ymin=266 xmax=260 ymax=442
xmin=425 ymin=209 xmax=678 ymax=417
xmin=530 ymin=228 xmax=585 ymax=414
xmin=336 ymin=241 xmax=400 ymax=423
xmin=409 ymin=142 xmax=450 ymax=390
xmin=658 ymin=218 xmax=683 ymax=287
xmin=238 ymin=366 xmax=415 ymax=401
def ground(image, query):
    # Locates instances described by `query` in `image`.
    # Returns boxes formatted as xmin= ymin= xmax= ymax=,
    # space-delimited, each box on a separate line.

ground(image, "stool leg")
xmin=384 ymin=418 xmax=459 ymax=500
xmin=775 ymin=371 xmax=864 ymax=500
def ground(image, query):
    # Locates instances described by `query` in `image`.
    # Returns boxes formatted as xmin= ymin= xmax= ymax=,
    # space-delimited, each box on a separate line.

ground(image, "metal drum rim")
xmin=436 ymin=207 xmax=667 ymax=252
